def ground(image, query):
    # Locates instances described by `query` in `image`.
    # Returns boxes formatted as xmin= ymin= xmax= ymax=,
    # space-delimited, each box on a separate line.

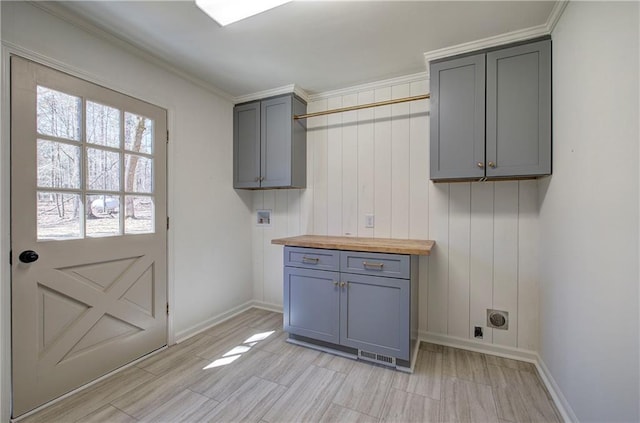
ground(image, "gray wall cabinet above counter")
xmin=430 ymin=38 xmax=551 ymax=182
xmin=233 ymin=93 xmax=307 ymax=189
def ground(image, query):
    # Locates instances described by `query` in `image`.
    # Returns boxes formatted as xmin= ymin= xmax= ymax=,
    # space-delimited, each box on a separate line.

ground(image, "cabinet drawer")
xmin=340 ymin=251 xmax=410 ymax=279
xmin=284 ymin=247 xmax=339 ymax=271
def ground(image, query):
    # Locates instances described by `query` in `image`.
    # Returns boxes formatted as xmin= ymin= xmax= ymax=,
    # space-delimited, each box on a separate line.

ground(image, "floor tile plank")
xmin=314 ymin=351 xmax=357 ymax=374
xmin=21 ymin=366 xmax=156 ymax=423
xmin=136 ymin=334 xmax=215 ymax=375
xmin=189 ymin=349 xmax=277 ymax=402
xmin=380 ymin=388 xmax=440 ymax=423
xmin=443 ymin=347 xmax=491 ymax=385
xmin=333 ymin=360 xmax=394 ymax=418
xmin=319 ymin=403 xmax=380 ymax=423
xmin=256 ymin=342 xmax=321 ymax=386
xmin=75 ymin=405 xmax=137 ymax=423
xmin=111 ymin=355 xmax=210 ymax=419
xmin=262 ymin=365 xmax=346 ymax=423
xmin=199 ymin=376 xmax=286 ymax=423
xmin=488 ymin=365 xmax=561 ymax=423
xmin=440 ymin=376 xmax=499 ymax=423
xmin=137 ymin=389 xmax=219 ymax=422
xmin=393 ymin=349 xmax=442 ymax=400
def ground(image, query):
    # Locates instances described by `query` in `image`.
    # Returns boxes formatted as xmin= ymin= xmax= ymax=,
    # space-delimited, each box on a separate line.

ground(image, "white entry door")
xmin=10 ymin=57 xmax=168 ymax=417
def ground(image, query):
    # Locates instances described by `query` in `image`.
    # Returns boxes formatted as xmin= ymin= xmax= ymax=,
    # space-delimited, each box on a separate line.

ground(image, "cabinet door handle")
xmin=302 ymin=256 xmax=320 ymax=264
xmin=488 ymin=161 xmax=496 ymax=168
xmin=254 ymin=176 xmax=260 ymax=182
xmin=259 ymin=176 xmax=265 ymax=181
xmin=477 ymin=162 xmax=484 ymax=169
xmin=363 ymin=261 xmax=384 ymax=270
xmin=340 ymin=282 xmax=346 ymax=287
xmin=333 ymin=281 xmax=339 ymax=286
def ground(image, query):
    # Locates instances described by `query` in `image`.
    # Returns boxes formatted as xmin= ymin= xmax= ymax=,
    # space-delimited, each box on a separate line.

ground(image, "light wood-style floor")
xmin=21 ymin=308 xmax=562 ymax=423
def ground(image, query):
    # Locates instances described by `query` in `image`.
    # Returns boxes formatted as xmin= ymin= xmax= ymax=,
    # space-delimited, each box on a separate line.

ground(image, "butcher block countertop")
xmin=271 ymin=235 xmax=435 ymax=256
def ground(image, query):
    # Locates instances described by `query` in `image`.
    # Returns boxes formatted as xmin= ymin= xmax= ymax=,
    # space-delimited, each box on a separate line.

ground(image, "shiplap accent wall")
xmin=253 ymin=76 xmax=540 ymax=351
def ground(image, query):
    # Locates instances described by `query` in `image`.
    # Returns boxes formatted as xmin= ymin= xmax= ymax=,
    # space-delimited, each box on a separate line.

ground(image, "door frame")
xmin=0 ymin=46 xmax=176 ymax=420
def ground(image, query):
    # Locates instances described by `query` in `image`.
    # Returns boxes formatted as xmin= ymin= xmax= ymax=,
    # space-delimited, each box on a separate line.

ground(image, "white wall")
xmin=0 ymin=2 xmax=253 ymax=419
xmin=540 ymin=2 xmax=640 ymax=421
xmin=253 ymin=75 xmax=540 ymax=352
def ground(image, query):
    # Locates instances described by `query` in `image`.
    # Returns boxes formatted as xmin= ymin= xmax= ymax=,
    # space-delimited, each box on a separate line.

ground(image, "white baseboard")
xmin=174 ymin=300 xmax=283 ymax=343
xmin=420 ymin=331 xmax=575 ymax=422
xmin=534 ymin=355 xmax=578 ymax=423
xmin=421 ymin=331 xmax=539 ymax=363
xmin=175 ymin=300 xmax=255 ymax=343
xmin=250 ymin=300 xmax=283 ymax=314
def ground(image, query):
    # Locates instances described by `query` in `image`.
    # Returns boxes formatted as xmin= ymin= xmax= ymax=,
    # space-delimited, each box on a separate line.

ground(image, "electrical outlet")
xmin=474 ymin=326 xmax=483 ymax=339
xmin=365 ymin=214 xmax=375 ymax=228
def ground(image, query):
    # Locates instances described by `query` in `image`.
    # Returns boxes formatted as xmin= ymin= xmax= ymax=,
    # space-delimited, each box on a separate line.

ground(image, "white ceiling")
xmin=53 ymin=1 xmax=557 ymax=98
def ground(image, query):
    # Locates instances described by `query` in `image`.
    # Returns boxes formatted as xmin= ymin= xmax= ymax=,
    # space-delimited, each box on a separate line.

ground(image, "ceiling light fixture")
xmin=195 ymin=0 xmax=292 ymax=26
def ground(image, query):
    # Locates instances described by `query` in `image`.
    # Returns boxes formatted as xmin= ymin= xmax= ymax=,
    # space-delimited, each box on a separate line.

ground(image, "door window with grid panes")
xmin=36 ymin=87 xmax=156 ymax=239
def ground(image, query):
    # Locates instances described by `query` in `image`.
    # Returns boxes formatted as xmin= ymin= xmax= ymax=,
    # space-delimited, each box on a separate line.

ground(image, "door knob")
xmin=19 ymin=250 xmax=39 ymax=263
xmin=477 ymin=162 xmax=484 ymax=168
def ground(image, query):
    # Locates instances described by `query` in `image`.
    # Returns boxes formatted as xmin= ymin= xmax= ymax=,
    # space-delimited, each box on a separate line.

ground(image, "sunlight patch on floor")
xmin=203 ymin=330 xmax=275 ymax=370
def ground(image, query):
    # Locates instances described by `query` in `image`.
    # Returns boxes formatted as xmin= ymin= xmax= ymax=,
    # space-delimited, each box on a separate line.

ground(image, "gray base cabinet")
xmin=283 ymin=246 xmax=418 ymax=368
xmin=430 ymin=37 xmax=551 ymax=181
xmin=233 ymin=94 xmax=306 ymax=189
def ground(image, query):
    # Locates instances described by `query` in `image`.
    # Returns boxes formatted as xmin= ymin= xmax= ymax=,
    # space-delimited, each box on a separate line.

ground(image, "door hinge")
xmin=166 ymin=302 xmax=169 ymax=315
xmin=9 ymin=250 xmax=12 ymax=265
xmin=166 ymin=130 xmax=169 ymax=143
xmin=167 ymin=216 xmax=170 ymax=230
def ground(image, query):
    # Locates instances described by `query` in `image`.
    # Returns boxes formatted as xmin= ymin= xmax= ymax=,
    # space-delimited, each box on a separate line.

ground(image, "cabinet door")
xmin=284 ymin=267 xmax=340 ymax=344
xmin=340 ymin=273 xmax=410 ymax=360
xmin=233 ymin=102 xmax=261 ymax=188
xmin=430 ymin=54 xmax=486 ymax=180
xmin=261 ymin=95 xmax=292 ymax=188
xmin=486 ymin=40 xmax=551 ymax=177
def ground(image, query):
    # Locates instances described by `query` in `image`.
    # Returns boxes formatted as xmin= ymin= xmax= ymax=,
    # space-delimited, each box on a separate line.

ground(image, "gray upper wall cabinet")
xmin=430 ymin=38 xmax=551 ymax=181
xmin=233 ymin=94 xmax=307 ymax=189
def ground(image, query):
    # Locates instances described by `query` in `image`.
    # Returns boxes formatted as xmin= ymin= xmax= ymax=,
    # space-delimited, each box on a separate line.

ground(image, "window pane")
xmin=125 ymin=112 xmax=153 ymax=154
xmin=37 ymin=140 xmax=80 ymax=189
xmin=37 ymin=86 xmax=81 ymax=141
xmin=86 ymin=101 xmax=120 ymax=148
xmin=86 ymin=195 xmax=120 ymax=237
xmin=125 ymin=196 xmax=154 ymax=234
xmin=37 ymin=192 xmax=82 ymax=240
xmin=87 ymin=148 xmax=120 ymax=191
xmin=125 ymin=154 xmax=153 ymax=193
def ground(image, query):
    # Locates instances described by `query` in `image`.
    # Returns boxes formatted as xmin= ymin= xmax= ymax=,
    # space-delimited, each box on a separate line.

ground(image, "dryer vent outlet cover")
xmin=487 ymin=309 xmax=509 ymax=330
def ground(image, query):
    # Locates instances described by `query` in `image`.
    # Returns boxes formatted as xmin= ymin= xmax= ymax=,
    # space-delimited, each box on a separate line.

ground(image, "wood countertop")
xmin=271 ymin=235 xmax=434 ymax=256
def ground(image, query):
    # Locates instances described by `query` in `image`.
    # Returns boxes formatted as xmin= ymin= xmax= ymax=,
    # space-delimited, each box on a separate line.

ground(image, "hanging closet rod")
xmin=294 ymin=93 xmax=430 ymax=120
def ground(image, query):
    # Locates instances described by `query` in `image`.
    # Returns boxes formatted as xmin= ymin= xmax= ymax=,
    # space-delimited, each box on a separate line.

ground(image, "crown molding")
xmin=28 ymin=1 xmax=235 ymax=102
xmin=423 ymin=24 xmax=548 ymax=68
xmin=546 ymin=0 xmax=569 ymax=33
xmin=233 ymin=71 xmax=428 ymax=105
xmin=232 ymin=84 xmax=310 ymax=104
xmin=423 ymin=0 xmax=569 ymax=74
xmin=308 ymin=71 xmax=428 ymax=102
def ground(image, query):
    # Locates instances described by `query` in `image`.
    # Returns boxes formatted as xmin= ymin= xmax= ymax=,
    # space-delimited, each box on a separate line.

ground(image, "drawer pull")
xmin=363 ymin=261 xmax=384 ymax=270
xmin=302 ymin=256 xmax=320 ymax=264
